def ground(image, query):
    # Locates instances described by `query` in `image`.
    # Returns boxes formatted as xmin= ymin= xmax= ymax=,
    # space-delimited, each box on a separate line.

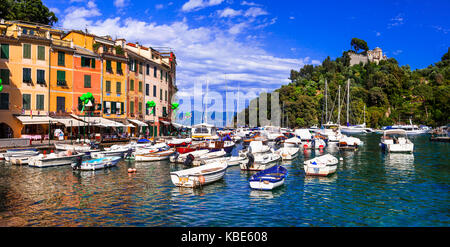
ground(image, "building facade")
xmin=0 ymin=21 xmax=176 ymax=139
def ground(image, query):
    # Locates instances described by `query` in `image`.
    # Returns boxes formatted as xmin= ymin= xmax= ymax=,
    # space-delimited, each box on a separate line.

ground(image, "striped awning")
xmin=128 ymin=119 xmax=148 ymax=127
xmin=16 ymin=116 xmax=56 ymax=125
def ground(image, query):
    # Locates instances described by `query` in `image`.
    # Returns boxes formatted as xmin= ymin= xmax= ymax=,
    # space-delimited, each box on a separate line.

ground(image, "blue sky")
xmin=43 ymin=0 xmax=449 ymax=110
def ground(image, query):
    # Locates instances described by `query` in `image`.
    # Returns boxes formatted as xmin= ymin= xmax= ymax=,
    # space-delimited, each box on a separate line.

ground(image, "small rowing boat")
xmin=170 ymin=160 xmax=228 ymax=188
xmin=134 ymin=149 xmax=176 ymax=162
xmin=303 ymin=154 xmax=338 ymax=176
xmin=249 ymin=165 xmax=288 ymax=190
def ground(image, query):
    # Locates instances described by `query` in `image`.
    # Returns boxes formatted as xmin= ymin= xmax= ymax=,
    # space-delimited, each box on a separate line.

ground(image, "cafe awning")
xmin=16 ymin=116 xmax=56 ymax=125
xmin=128 ymin=119 xmax=148 ymax=127
xmin=53 ymin=118 xmax=87 ymax=127
xmin=160 ymin=120 xmax=170 ymax=125
xmin=70 ymin=115 xmax=126 ymax=127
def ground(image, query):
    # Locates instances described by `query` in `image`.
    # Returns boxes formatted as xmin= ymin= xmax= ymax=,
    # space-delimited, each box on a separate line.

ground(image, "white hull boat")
xmin=240 ymin=152 xmax=281 ymax=171
xmin=301 ymin=138 xmax=326 ymax=149
xmin=134 ymin=149 xmax=176 ymax=161
xmin=28 ymin=151 xmax=83 ymax=168
xmin=275 ymin=147 xmax=299 ymax=160
xmin=170 ymin=149 xmax=210 ymax=163
xmin=54 ymin=143 xmax=92 ymax=153
xmin=380 ymin=130 xmax=414 ymax=153
xmin=249 ymin=165 xmax=288 ymax=190
xmin=3 ymin=149 xmax=40 ymax=164
xmin=72 ymin=156 xmax=122 ymax=171
xmin=90 ymin=147 xmax=131 ymax=159
xmin=193 ymin=155 xmax=248 ymax=167
xmin=283 ymin=136 xmax=302 ymax=147
xmin=170 ymin=160 xmax=228 ymax=188
xmin=304 ymin=154 xmax=338 ymax=176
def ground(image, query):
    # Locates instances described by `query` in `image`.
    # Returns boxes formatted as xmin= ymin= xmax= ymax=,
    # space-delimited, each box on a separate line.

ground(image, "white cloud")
xmin=217 ymin=8 xmax=243 ymax=18
xmin=60 ymin=2 xmax=315 ymax=103
xmin=376 ymin=31 xmax=381 ymax=36
xmin=114 ymin=0 xmax=128 ymax=8
xmin=181 ymin=0 xmax=224 ymax=12
xmin=392 ymin=49 xmax=403 ymax=55
xmin=241 ymin=1 xmax=261 ymax=6
xmin=244 ymin=7 xmax=268 ymax=17
xmin=155 ymin=4 xmax=164 ymax=10
xmin=388 ymin=13 xmax=404 ymax=28
xmin=49 ymin=7 xmax=60 ymax=14
xmin=289 ymin=16 xmax=295 ymax=20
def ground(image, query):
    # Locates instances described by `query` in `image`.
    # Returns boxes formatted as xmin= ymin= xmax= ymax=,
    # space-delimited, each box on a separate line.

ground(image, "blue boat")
xmin=249 ymin=165 xmax=288 ymax=190
xmin=72 ymin=156 xmax=122 ymax=171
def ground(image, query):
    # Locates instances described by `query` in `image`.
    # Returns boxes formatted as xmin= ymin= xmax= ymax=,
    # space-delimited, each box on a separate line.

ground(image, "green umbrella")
xmin=80 ymin=92 xmax=94 ymax=113
xmin=146 ymin=101 xmax=156 ymax=114
xmin=0 ymin=78 xmax=3 ymax=92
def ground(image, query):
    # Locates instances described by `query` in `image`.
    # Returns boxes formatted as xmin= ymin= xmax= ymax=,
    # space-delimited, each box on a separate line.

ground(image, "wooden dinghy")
xmin=170 ymin=160 xmax=228 ymax=188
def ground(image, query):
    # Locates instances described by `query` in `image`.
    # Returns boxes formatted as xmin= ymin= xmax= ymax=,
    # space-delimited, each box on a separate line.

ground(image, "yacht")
xmin=191 ymin=123 xmax=219 ymax=140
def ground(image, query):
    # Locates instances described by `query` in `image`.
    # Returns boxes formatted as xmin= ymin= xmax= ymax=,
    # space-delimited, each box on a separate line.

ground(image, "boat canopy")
xmin=384 ymin=129 xmax=407 ymax=135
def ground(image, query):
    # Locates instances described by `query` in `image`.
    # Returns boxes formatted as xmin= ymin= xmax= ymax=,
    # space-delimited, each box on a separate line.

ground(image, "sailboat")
xmin=317 ymin=79 xmax=343 ymax=143
xmin=340 ymin=79 xmax=373 ymax=134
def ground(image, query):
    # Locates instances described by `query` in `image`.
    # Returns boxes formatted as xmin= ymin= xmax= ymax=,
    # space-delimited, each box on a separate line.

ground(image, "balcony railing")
xmin=52 ymin=39 xmax=72 ymax=48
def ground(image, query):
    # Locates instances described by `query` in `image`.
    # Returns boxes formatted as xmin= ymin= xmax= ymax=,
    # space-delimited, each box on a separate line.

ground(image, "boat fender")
xmin=198 ymin=175 xmax=205 ymax=185
xmin=128 ymin=168 xmax=137 ymax=173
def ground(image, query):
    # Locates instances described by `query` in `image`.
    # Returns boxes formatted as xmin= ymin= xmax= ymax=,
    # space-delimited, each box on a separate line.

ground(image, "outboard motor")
xmin=72 ymin=156 xmax=83 ymax=170
xmin=246 ymin=152 xmax=254 ymax=169
xmin=184 ymin=154 xmax=195 ymax=167
xmin=125 ymin=149 xmax=133 ymax=159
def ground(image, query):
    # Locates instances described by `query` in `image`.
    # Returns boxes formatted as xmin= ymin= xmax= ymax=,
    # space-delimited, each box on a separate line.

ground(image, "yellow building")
xmin=0 ymin=21 xmax=63 ymax=138
xmin=49 ymin=38 xmax=75 ymax=115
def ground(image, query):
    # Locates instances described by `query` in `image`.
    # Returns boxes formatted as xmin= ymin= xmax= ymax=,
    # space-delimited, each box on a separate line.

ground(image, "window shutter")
xmin=23 ymin=44 xmax=31 ymax=59
xmin=103 ymin=101 xmax=107 ymax=113
xmin=130 ymin=79 xmax=134 ymax=91
xmin=37 ymin=46 xmax=45 ymax=60
xmin=1 ymin=44 xmax=9 ymax=59
xmin=91 ymin=58 xmax=95 ymax=68
xmin=58 ymin=51 xmax=65 ymax=66
xmin=0 ymin=69 xmax=9 ymax=85
xmin=121 ymin=102 xmax=124 ymax=114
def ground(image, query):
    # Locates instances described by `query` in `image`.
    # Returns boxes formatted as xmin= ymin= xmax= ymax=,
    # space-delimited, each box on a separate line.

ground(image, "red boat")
xmin=176 ymin=142 xmax=209 ymax=154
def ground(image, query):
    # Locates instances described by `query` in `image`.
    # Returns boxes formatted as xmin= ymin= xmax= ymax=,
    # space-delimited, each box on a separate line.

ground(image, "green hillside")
xmin=238 ymin=42 xmax=449 ymax=128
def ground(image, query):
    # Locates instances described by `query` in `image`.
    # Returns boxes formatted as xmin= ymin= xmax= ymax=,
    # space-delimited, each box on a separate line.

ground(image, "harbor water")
xmin=0 ymin=134 xmax=448 ymax=227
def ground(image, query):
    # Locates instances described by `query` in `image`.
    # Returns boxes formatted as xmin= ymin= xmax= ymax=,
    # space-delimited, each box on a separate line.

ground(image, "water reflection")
xmin=383 ymin=153 xmax=415 ymax=183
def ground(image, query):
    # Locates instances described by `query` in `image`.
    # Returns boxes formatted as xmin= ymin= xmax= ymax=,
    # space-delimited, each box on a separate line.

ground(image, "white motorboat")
xmin=240 ymin=152 xmax=281 ymax=171
xmin=191 ymin=123 xmax=219 ymax=140
xmin=170 ymin=160 xmax=228 ymax=188
xmin=3 ymin=148 xmax=40 ymax=164
xmin=301 ymin=138 xmax=327 ymax=149
xmin=54 ymin=143 xmax=92 ymax=153
xmin=134 ymin=149 xmax=176 ymax=162
xmin=275 ymin=147 xmax=299 ymax=160
xmin=72 ymin=156 xmax=122 ymax=171
xmin=283 ymin=136 xmax=302 ymax=147
xmin=134 ymin=143 xmax=170 ymax=155
xmin=28 ymin=151 xmax=84 ymax=168
xmin=247 ymin=141 xmax=271 ymax=154
xmin=380 ymin=130 xmax=414 ymax=153
xmin=194 ymin=156 xmax=249 ymax=167
xmin=169 ymin=149 xmax=210 ymax=163
xmin=303 ymin=154 xmax=339 ymax=176
xmin=338 ymin=135 xmax=362 ymax=150
xmin=167 ymin=138 xmax=192 ymax=147
xmin=340 ymin=123 xmax=373 ymax=134
xmin=90 ymin=146 xmax=132 ymax=159
xmin=294 ymin=129 xmax=313 ymax=141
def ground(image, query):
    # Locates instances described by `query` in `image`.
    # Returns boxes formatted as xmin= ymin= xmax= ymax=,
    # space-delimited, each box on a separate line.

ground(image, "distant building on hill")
xmin=349 ymin=47 xmax=387 ymax=66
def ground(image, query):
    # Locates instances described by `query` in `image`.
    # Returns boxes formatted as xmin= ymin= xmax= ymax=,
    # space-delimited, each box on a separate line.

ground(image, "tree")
xmin=0 ymin=0 xmax=58 ymax=26
xmin=350 ymin=38 xmax=369 ymax=53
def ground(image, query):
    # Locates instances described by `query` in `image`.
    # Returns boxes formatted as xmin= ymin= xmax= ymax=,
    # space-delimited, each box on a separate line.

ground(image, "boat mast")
xmin=325 ymin=79 xmax=328 ymax=124
xmin=338 ymin=85 xmax=341 ymax=126
xmin=346 ymin=79 xmax=350 ymax=126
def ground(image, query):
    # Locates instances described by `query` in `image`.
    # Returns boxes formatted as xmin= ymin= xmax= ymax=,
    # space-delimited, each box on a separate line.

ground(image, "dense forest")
xmin=237 ymin=41 xmax=449 ymax=129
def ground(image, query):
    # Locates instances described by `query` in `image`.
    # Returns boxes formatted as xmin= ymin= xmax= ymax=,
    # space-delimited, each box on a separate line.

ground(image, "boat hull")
xmin=76 ymin=156 xmax=122 ymax=171
xmin=29 ymin=154 xmax=83 ymax=168
xmin=170 ymin=162 xmax=228 ymax=188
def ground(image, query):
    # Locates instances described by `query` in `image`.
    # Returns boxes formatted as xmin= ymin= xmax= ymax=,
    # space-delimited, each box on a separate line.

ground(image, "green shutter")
xmin=111 ymin=101 xmax=117 ymax=114
xmin=84 ymin=75 xmax=91 ymax=88
xmin=23 ymin=94 xmax=31 ymax=110
xmin=121 ymin=102 xmax=124 ymax=114
xmin=116 ymin=82 xmax=121 ymax=93
xmin=139 ymin=81 xmax=142 ymax=92
xmin=0 ymin=69 xmax=9 ymax=85
xmin=36 ymin=95 xmax=44 ymax=110
xmin=130 ymin=79 xmax=134 ymax=91
xmin=91 ymin=58 xmax=95 ymax=68
xmin=106 ymin=81 xmax=111 ymax=92
xmin=1 ymin=44 xmax=9 ymax=59
xmin=23 ymin=44 xmax=31 ymax=59
xmin=130 ymin=101 xmax=134 ymax=113
xmin=58 ymin=51 xmax=65 ymax=66
xmin=116 ymin=62 xmax=121 ymax=73
xmin=57 ymin=70 xmax=66 ymax=85
xmin=37 ymin=46 xmax=45 ymax=60
xmin=23 ymin=68 xmax=31 ymax=82
xmin=106 ymin=60 xmax=112 ymax=69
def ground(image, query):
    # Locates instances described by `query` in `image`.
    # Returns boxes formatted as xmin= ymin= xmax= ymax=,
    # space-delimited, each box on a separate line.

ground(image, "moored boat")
xmin=275 ymin=147 xmax=299 ymax=160
xmin=134 ymin=149 xmax=176 ymax=162
xmin=249 ymin=165 xmax=288 ymax=190
xmin=28 ymin=151 xmax=83 ymax=168
xmin=169 ymin=149 xmax=210 ymax=163
xmin=380 ymin=129 xmax=414 ymax=153
xmin=303 ymin=154 xmax=338 ymax=176
xmin=72 ymin=156 xmax=122 ymax=171
xmin=170 ymin=160 xmax=228 ymax=188
xmin=240 ymin=152 xmax=281 ymax=171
